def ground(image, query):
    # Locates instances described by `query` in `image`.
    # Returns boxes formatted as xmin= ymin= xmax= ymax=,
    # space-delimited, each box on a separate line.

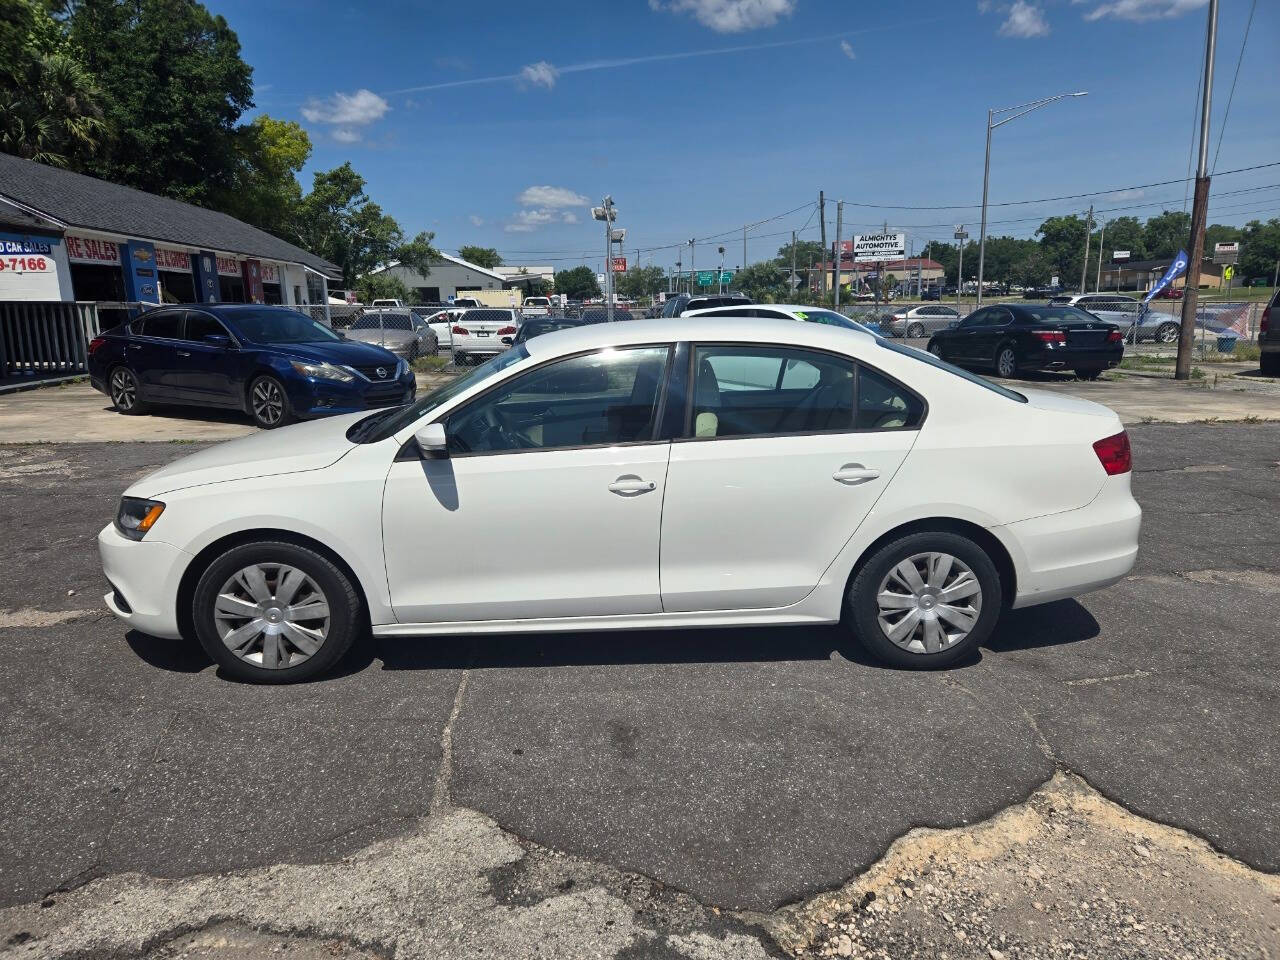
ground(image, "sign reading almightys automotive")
xmin=853 ymin=233 xmax=906 ymax=264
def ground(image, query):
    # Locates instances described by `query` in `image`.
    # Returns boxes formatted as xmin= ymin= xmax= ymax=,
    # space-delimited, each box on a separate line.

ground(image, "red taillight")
xmin=88 ymin=336 xmax=106 ymax=355
xmin=1032 ymin=330 xmax=1066 ymax=344
xmin=1262 ymin=306 xmax=1271 ymax=335
xmin=496 ymin=325 xmax=517 ymax=336
xmin=1106 ymin=328 xmax=1123 ymax=343
xmin=451 ymin=325 xmax=469 ymax=335
xmin=1093 ymin=431 xmax=1132 ymax=476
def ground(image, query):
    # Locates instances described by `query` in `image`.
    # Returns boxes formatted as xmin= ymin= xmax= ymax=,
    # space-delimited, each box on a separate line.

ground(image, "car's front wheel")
xmin=249 ymin=375 xmax=294 ymax=429
xmin=906 ymin=322 xmax=925 ymax=338
xmin=1155 ymin=321 xmax=1179 ymax=344
xmin=847 ymin=531 xmax=1002 ymax=669
xmin=927 ymin=341 xmax=944 ymax=358
xmin=192 ymin=540 xmax=362 ymax=684
xmin=109 ymin=366 xmax=149 ymax=415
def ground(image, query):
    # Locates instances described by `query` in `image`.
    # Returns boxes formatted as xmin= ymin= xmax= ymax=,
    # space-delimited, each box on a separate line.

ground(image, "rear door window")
xmin=184 ymin=312 xmax=228 ymax=341
xmin=139 ymin=311 xmax=183 ymax=339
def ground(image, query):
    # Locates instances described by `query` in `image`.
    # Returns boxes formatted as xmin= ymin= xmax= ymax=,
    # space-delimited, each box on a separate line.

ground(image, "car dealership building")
xmin=0 ymin=152 xmax=341 ymax=312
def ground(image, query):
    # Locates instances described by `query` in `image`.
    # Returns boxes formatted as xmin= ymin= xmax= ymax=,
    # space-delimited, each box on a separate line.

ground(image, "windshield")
xmin=228 ymin=309 xmax=342 ymax=344
xmin=876 ymin=338 xmax=1027 ymax=403
xmin=350 ymin=313 xmax=412 ymax=331
xmin=350 ymin=346 xmax=530 ymax=443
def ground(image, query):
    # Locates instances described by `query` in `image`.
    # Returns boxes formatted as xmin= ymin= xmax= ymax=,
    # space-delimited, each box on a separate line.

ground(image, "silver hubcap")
xmin=876 ymin=552 xmax=982 ymax=654
xmin=213 ymin=563 xmax=330 ymax=669
xmin=997 ymin=350 xmax=1015 ymax=377
xmin=1158 ymin=324 xmax=1177 ymax=343
xmin=251 ymin=379 xmax=284 ymax=424
xmin=111 ymin=370 xmax=136 ymax=409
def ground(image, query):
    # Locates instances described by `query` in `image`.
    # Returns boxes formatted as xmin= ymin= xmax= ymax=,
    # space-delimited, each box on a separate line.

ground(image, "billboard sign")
xmin=853 ymin=233 xmax=906 ymax=264
xmin=611 ymin=257 xmax=627 ymax=272
xmin=1213 ymin=242 xmax=1239 ymax=265
xmin=1113 ymin=250 xmax=1130 ymax=261
xmin=65 ymin=234 xmax=120 ymax=265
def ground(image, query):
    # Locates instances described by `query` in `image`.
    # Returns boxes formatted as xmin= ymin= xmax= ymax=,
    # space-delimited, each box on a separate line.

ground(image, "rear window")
xmin=876 ymin=339 xmax=1027 ymax=403
xmin=1021 ymin=306 xmax=1104 ymax=324
xmin=463 ymin=309 xmax=514 ymax=323
xmin=351 ymin=313 xmax=412 ymax=331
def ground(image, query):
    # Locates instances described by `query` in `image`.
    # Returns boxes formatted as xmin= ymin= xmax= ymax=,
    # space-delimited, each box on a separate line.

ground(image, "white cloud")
xmin=301 ymin=89 xmax=390 ymax=127
xmin=1076 ymin=0 xmax=1206 ymax=21
xmin=1108 ymin=188 xmax=1145 ymax=202
xmin=468 ymin=214 xmax=485 ymax=226
xmin=520 ymin=61 xmax=559 ymax=89
xmin=977 ymin=0 xmax=995 ymax=11
xmin=839 ymin=39 xmax=855 ymax=59
xmin=518 ymin=185 xmax=589 ymax=208
xmin=505 ymin=209 xmax=557 ymax=233
xmin=650 ymin=0 xmax=796 ymax=33
xmin=331 ymin=127 xmax=361 ymax=144
xmin=561 ymin=212 xmax=579 ymax=224
xmin=999 ymin=1 xmax=1050 ymax=37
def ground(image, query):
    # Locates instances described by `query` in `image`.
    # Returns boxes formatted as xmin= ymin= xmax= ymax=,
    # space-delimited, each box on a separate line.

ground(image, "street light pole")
xmin=689 ymin=239 xmax=696 ymax=295
xmin=592 ymin=196 xmax=617 ymax=323
xmin=718 ymin=247 xmax=725 ymax=294
xmin=977 ymin=90 xmax=1088 ymax=307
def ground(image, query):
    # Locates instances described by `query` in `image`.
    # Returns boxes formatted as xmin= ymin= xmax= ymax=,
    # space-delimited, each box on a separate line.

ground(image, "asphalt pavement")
xmin=0 ymin=425 xmax=1277 ymax=917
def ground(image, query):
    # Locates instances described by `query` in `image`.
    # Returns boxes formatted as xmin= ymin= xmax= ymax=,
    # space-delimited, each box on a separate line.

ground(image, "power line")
xmin=1211 ymin=0 xmax=1257 ymax=175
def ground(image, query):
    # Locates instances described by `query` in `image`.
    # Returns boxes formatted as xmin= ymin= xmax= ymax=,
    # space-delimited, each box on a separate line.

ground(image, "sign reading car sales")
xmin=852 ymin=233 xmax=906 ymax=264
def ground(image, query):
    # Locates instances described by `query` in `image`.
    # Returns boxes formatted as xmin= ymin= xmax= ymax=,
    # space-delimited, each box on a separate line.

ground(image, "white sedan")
xmin=99 ymin=318 xmax=1141 ymax=683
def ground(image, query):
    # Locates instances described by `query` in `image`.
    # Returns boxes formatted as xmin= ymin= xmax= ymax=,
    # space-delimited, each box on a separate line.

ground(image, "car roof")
xmin=521 ymin=316 xmax=877 ymax=359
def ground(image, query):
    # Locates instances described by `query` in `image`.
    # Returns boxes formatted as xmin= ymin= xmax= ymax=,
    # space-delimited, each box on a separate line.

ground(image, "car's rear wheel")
xmin=192 ymin=541 xmax=361 ymax=684
xmin=1261 ymin=352 xmax=1280 ymax=376
xmin=109 ymin=366 xmax=149 ymax=415
xmin=906 ymin=322 xmax=924 ymax=338
xmin=1155 ymin=321 xmax=1179 ymax=344
xmin=927 ymin=341 xmax=944 ymax=358
xmin=848 ymin=531 xmax=1002 ymax=669
xmin=1074 ymin=368 xmax=1104 ymax=380
xmin=249 ymin=375 xmax=294 ymax=429
xmin=995 ymin=345 xmax=1018 ymax=378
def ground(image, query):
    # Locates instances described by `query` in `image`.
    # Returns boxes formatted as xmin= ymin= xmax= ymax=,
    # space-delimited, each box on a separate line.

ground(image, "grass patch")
xmin=413 ymin=354 xmax=452 ymax=373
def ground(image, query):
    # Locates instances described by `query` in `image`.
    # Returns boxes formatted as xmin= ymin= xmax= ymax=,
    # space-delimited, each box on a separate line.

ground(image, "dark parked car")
xmin=1260 ymin=289 xmax=1279 ymax=376
xmin=1022 ymin=285 xmax=1064 ymax=300
xmin=88 ymin=304 xmax=414 ymax=429
xmin=660 ymin=293 xmax=753 ymax=317
xmin=512 ymin=315 xmax=597 ymax=344
xmin=925 ymin=303 xmax=1123 ymax=380
xmin=579 ymin=308 xmax=633 ymax=323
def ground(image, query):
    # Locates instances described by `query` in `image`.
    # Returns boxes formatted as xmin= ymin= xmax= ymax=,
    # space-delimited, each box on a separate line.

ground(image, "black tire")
xmin=994 ymin=344 xmax=1019 ymax=378
xmin=847 ymin=531 xmax=1003 ymax=669
xmin=407 ymin=342 xmax=419 ymax=362
xmin=927 ymin=341 xmax=944 ymax=358
xmin=108 ymin=365 xmax=149 ymax=415
xmin=1259 ymin=352 xmax=1279 ymax=377
xmin=906 ymin=322 xmax=925 ymax=339
xmin=248 ymin=374 xmax=294 ymax=429
xmin=1155 ymin=321 xmax=1179 ymax=344
xmin=192 ymin=540 xmax=362 ymax=684
xmin=1074 ymin=368 xmax=1104 ymax=381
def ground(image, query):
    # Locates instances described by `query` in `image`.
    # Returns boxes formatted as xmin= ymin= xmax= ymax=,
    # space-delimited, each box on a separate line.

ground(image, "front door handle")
xmin=176 ymin=350 xmax=191 ymax=357
xmin=833 ymin=464 xmax=880 ymax=485
xmin=608 ymin=475 xmax=656 ymax=496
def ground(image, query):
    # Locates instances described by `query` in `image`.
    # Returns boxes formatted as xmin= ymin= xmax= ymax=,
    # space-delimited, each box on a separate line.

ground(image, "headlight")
xmin=115 ymin=497 xmax=165 ymax=540
xmin=291 ymin=360 xmax=354 ymax=382
xmin=396 ymin=358 xmax=408 ymax=378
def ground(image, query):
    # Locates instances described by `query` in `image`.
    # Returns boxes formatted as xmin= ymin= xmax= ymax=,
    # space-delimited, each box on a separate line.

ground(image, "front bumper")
xmin=98 ymin=523 xmax=190 ymax=639
xmin=285 ymin=372 xmax=416 ymax=418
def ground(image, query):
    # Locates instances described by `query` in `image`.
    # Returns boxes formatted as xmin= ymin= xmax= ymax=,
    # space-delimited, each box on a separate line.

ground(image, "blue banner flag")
xmin=1143 ymin=250 xmax=1189 ymax=304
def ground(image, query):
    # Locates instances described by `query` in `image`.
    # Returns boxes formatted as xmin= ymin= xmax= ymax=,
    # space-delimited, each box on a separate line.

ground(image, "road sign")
xmin=1213 ymin=241 xmax=1239 ymax=265
xmin=611 ymin=257 xmax=627 ymax=272
xmin=1113 ymin=250 xmax=1131 ymax=261
xmin=695 ymin=270 xmax=715 ymax=286
xmin=787 ymin=273 xmax=800 ymax=290
xmin=954 ymin=226 xmax=969 ymax=241
xmin=854 ymin=233 xmax=907 ymax=264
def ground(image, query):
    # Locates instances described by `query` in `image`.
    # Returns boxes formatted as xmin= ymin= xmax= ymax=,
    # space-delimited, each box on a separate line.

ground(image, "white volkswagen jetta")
xmin=99 ymin=317 xmax=1140 ymax=683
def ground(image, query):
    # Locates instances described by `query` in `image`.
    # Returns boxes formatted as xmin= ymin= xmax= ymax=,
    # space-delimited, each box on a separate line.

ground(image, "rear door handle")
xmin=833 ymin=464 xmax=880 ymax=485
xmin=176 ymin=350 xmax=191 ymax=357
xmin=608 ymin=475 xmax=656 ymax=496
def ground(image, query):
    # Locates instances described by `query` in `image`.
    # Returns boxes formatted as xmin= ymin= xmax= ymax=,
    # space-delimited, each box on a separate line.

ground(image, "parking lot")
xmin=1 ymin=364 xmax=1279 ymax=958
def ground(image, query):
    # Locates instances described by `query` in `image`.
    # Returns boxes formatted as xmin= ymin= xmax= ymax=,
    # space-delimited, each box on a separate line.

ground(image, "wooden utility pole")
xmin=833 ymin=201 xmax=844 ymax=309
xmin=1177 ymin=0 xmax=1218 ymax=381
xmin=790 ymin=230 xmax=797 ymax=297
xmin=818 ymin=191 xmax=828 ymax=299
xmin=1079 ymin=205 xmax=1094 ymax=294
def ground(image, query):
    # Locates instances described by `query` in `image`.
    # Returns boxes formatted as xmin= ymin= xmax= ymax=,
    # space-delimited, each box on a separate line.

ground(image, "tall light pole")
xmin=717 ymin=246 xmax=725 ymax=293
xmin=592 ymin=197 xmax=617 ymax=322
xmin=976 ymin=91 xmax=1087 ymax=306
xmin=689 ymin=239 xmax=696 ymax=295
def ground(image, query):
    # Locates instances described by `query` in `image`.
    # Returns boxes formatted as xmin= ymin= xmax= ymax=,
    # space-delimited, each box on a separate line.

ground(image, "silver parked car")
xmin=1072 ymin=301 xmax=1181 ymax=344
xmin=345 ymin=309 xmax=438 ymax=360
xmin=879 ymin=304 xmax=961 ymax=338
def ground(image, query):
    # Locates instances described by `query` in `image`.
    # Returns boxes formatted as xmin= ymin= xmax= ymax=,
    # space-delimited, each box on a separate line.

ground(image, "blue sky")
xmin=217 ymin=0 xmax=1277 ymax=271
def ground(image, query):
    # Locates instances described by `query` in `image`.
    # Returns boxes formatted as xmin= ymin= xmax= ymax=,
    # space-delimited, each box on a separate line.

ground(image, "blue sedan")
xmin=88 ymin=304 xmax=415 ymax=429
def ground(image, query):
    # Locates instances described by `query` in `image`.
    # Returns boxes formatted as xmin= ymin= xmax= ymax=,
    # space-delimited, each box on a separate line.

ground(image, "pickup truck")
xmin=522 ymin=296 xmax=552 ymax=317
xmin=371 ymin=298 xmax=406 ymax=308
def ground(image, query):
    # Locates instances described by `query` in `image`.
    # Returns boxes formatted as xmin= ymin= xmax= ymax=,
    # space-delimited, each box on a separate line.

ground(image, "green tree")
xmin=457 ymin=245 xmax=502 ymax=269
xmin=615 ymin=265 xmax=666 ymax=299
xmin=1097 ymin=216 xmax=1145 ymax=262
xmin=1011 ymin=247 xmax=1052 ymax=288
xmin=1036 ymin=215 xmax=1089 ymax=288
xmin=734 ymin=260 xmax=787 ymax=301
xmin=0 ymin=0 xmax=106 ymax=167
xmin=217 ymin=115 xmax=310 ymax=237
xmin=1142 ymin=210 xmax=1192 ymax=260
xmin=554 ymin=265 xmax=601 ymax=301
xmin=66 ymin=0 xmax=254 ymax=205
xmin=1203 ymin=223 xmax=1242 ymax=255
xmin=355 ymin=272 xmax=410 ymax=304
xmin=1238 ymin=218 xmax=1280 ymax=284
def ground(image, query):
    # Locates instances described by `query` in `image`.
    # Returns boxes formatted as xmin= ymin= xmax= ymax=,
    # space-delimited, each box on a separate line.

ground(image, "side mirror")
xmin=203 ymin=333 xmax=231 ymax=348
xmin=414 ymin=422 xmax=448 ymax=458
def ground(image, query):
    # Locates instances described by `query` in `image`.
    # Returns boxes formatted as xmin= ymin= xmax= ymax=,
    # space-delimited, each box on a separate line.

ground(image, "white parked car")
xmin=684 ymin=303 xmax=878 ymax=336
xmin=449 ymin=308 xmax=519 ymax=364
xmin=421 ymin=308 xmax=466 ymax=352
xmin=522 ymin=297 xmax=552 ymax=317
xmin=99 ymin=317 xmax=1141 ymax=683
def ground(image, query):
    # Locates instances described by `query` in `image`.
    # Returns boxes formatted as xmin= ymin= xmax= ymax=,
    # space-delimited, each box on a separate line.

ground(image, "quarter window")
xmin=857 ymin=366 xmax=924 ymax=430
xmin=690 ymin=345 xmax=854 ymax=438
xmin=446 ymin=346 xmax=671 ymax=454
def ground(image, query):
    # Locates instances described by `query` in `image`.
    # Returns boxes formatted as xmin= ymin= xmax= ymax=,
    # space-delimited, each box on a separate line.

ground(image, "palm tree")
xmin=0 ymin=50 xmax=106 ymax=167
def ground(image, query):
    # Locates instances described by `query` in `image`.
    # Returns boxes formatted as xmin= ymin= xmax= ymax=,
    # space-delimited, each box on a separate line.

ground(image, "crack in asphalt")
xmin=430 ymin=668 xmax=471 ymax=816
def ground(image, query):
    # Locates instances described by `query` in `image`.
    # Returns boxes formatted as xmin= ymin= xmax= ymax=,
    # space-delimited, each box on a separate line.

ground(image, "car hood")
xmin=126 ymin=412 xmax=370 ymax=497
xmin=259 ymin=339 xmax=400 ymax=367
xmin=1019 ymin=387 xmax=1119 ymax=420
xmin=345 ymin=329 xmax=414 ymax=347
